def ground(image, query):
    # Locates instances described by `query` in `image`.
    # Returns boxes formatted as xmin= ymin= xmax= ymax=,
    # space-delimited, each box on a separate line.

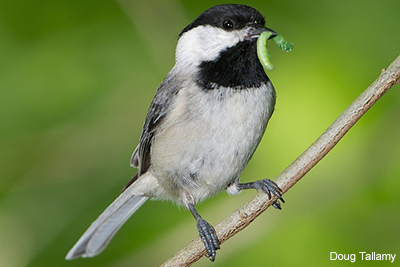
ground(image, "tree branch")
xmin=160 ymin=55 xmax=400 ymax=267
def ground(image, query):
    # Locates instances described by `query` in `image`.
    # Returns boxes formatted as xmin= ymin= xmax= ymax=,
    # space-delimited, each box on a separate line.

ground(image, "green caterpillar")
xmin=257 ymin=31 xmax=294 ymax=72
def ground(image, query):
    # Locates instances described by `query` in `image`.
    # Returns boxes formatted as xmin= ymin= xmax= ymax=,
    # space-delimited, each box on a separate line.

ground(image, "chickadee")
xmin=66 ymin=4 xmax=284 ymax=262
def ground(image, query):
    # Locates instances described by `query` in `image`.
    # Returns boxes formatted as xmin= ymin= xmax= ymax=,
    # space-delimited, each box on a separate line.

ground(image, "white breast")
xmin=149 ymin=81 xmax=275 ymax=205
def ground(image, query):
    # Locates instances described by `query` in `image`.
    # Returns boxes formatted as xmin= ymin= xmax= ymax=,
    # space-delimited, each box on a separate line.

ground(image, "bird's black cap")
xmin=179 ymin=4 xmax=266 ymax=37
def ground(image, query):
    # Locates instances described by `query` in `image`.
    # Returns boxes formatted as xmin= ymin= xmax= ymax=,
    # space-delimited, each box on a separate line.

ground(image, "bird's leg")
xmin=188 ymin=203 xmax=220 ymax=261
xmin=237 ymin=178 xmax=285 ymax=209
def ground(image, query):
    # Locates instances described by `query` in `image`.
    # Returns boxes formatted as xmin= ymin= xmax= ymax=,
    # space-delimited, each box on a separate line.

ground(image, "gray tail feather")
xmin=66 ymin=191 xmax=148 ymax=260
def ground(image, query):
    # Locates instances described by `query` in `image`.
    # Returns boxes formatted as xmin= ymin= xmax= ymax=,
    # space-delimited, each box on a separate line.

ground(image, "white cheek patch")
xmin=175 ymin=25 xmax=248 ymax=71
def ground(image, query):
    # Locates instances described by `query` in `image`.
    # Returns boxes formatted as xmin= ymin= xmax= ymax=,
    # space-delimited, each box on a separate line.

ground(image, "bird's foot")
xmin=239 ymin=178 xmax=284 ymax=209
xmin=196 ymin=218 xmax=220 ymax=261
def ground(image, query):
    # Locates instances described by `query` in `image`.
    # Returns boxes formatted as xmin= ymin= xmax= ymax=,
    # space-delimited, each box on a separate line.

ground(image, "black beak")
xmin=246 ymin=25 xmax=277 ymax=40
xmin=262 ymin=27 xmax=278 ymax=39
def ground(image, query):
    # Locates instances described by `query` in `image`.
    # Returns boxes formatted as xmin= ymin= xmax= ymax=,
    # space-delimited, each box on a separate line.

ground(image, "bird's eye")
xmin=222 ymin=19 xmax=235 ymax=30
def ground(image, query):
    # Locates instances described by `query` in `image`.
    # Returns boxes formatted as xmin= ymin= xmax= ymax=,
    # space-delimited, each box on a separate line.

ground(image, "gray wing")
xmin=128 ymin=74 xmax=182 ymax=181
xmin=66 ymin=75 xmax=182 ymax=260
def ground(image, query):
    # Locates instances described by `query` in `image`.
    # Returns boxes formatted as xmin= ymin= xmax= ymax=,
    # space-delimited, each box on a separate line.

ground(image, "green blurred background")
xmin=1 ymin=0 xmax=399 ymax=266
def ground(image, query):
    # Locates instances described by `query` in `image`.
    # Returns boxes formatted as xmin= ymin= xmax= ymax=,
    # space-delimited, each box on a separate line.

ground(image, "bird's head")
xmin=175 ymin=4 xmax=276 ymax=73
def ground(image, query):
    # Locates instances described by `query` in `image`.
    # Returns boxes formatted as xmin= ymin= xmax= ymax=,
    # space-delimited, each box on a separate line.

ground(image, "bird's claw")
xmin=255 ymin=178 xmax=285 ymax=209
xmin=197 ymin=219 xmax=220 ymax=261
